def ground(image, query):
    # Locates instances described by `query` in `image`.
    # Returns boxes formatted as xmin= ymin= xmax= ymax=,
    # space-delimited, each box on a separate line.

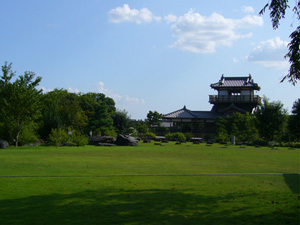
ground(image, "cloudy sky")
xmin=1 ymin=0 xmax=299 ymax=119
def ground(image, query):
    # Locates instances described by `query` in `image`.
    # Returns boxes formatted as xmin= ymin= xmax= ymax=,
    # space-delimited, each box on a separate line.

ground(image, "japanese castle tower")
xmin=162 ymin=75 xmax=261 ymax=136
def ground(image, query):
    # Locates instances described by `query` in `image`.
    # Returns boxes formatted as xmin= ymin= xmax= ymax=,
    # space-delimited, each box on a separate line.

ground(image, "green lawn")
xmin=0 ymin=143 xmax=299 ymax=224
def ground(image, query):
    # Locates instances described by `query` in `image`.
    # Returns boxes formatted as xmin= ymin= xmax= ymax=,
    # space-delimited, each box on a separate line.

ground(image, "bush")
xmin=144 ymin=132 xmax=156 ymax=139
xmin=19 ymin=123 xmax=39 ymax=146
xmin=184 ymin=133 xmax=193 ymax=142
xmin=103 ymin=129 xmax=117 ymax=138
xmin=251 ymin=138 xmax=268 ymax=146
xmin=215 ymin=132 xmax=229 ymax=143
xmin=49 ymin=128 xmax=70 ymax=146
xmin=166 ymin=132 xmax=186 ymax=141
xmin=71 ymin=130 xmax=89 ymax=146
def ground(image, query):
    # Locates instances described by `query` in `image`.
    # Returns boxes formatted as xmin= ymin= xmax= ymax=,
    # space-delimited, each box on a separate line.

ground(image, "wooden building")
xmin=162 ymin=75 xmax=261 ymax=137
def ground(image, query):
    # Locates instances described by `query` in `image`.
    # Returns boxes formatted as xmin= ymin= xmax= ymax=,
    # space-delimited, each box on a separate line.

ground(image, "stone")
xmin=62 ymin=142 xmax=75 ymax=147
xmin=0 ymin=140 xmax=9 ymax=149
xmin=89 ymin=135 xmax=116 ymax=145
xmin=97 ymin=143 xmax=116 ymax=147
xmin=116 ymin=134 xmax=138 ymax=146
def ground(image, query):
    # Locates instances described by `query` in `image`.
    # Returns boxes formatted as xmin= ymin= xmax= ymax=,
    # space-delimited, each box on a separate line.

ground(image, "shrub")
xmin=103 ymin=129 xmax=117 ymax=138
xmin=215 ymin=132 xmax=229 ymax=143
xmin=71 ymin=130 xmax=89 ymax=146
xmin=19 ymin=123 xmax=39 ymax=146
xmin=49 ymin=128 xmax=70 ymax=146
xmin=166 ymin=132 xmax=186 ymax=141
xmin=184 ymin=133 xmax=193 ymax=142
xmin=144 ymin=132 xmax=156 ymax=139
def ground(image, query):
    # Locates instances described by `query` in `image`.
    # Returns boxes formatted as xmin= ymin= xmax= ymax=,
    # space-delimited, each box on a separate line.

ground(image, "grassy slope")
xmin=0 ymin=143 xmax=299 ymax=224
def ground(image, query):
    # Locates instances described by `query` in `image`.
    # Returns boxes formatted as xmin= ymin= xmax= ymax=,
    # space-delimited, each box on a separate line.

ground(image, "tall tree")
xmin=113 ymin=109 xmax=131 ymax=134
xmin=255 ymin=97 xmax=287 ymax=141
xmin=146 ymin=111 xmax=163 ymax=127
xmin=288 ymin=98 xmax=300 ymax=141
xmin=260 ymin=0 xmax=300 ymax=85
xmin=0 ymin=62 xmax=42 ymax=146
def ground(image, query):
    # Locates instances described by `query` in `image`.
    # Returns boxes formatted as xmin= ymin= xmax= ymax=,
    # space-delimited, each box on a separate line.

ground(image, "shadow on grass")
xmin=0 ymin=188 xmax=298 ymax=225
xmin=283 ymin=174 xmax=300 ymax=193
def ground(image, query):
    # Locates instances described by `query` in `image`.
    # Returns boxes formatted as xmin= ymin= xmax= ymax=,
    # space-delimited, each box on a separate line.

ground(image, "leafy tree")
xmin=79 ymin=93 xmax=115 ymax=135
xmin=40 ymin=89 xmax=88 ymax=138
xmin=255 ymin=97 xmax=287 ymax=141
xmin=215 ymin=117 xmax=229 ymax=142
xmin=113 ymin=109 xmax=131 ymax=134
xmin=260 ymin=0 xmax=300 ymax=85
xmin=0 ymin=62 xmax=42 ymax=146
xmin=146 ymin=110 xmax=163 ymax=127
xmin=227 ymin=113 xmax=258 ymax=142
xmin=288 ymin=99 xmax=300 ymax=141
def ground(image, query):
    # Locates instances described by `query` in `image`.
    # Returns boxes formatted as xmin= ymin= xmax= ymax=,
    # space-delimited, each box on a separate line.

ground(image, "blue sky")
xmin=1 ymin=0 xmax=299 ymax=119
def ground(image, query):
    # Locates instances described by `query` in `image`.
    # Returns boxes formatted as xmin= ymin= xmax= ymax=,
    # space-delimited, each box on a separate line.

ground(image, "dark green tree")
xmin=227 ymin=113 xmax=258 ymax=142
xmin=39 ymin=89 xmax=88 ymax=138
xmin=255 ymin=97 xmax=287 ymax=141
xmin=0 ymin=62 xmax=42 ymax=146
xmin=260 ymin=0 xmax=300 ymax=85
xmin=146 ymin=111 xmax=163 ymax=127
xmin=79 ymin=93 xmax=115 ymax=135
xmin=113 ymin=109 xmax=131 ymax=134
xmin=288 ymin=99 xmax=300 ymax=141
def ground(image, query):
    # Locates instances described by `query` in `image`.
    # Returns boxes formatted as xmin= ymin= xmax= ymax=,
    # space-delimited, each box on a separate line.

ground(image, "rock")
xmin=97 ymin=143 xmax=116 ymax=147
xmin=116 ymin=134 xmax=138 ymax=146
xmin=62 ymin=142 xmax=75 ymax=147
xmin=0 ymin=140 xmax=9 ymax=149
xmin=89 ymin=135 xmax=116 ymax=145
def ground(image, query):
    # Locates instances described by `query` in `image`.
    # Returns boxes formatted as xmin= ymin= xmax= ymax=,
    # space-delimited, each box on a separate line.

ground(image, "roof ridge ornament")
xmin=219 ymin=74 xmax=225 ymax=85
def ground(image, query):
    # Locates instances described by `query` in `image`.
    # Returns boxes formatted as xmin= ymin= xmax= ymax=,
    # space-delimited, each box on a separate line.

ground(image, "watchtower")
xmin=209 ymin=75 xmax=261 ymax=115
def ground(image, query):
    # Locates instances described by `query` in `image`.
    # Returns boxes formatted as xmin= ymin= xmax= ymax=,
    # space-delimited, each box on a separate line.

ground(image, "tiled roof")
xmin=163 ymin=106 xmax=224 ymax=119
xmin=211 ymin=75 xmax=260 ymax=90
xmin=163 ymin=106 xmax=196 ymax=119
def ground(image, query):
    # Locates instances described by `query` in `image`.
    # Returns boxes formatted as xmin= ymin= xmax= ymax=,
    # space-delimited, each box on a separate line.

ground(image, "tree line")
xmin=0 ymin=62 xmax=299 ymax=147
xmin=215 ymin=97 xmax=300 ymax=145
xmin=0 ymin=62 xmax=141 ymax=146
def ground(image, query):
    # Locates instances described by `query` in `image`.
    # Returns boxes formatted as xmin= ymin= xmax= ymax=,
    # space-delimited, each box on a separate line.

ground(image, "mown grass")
xmin=0 ymin=143 xmax=299 ymax=224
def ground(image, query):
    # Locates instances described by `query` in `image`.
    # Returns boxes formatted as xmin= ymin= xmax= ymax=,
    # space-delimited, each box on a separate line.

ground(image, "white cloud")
xmin=233 ymin=57 xmax=239 ymax=63
xmin=242 ymin=6 xmax=255 ymax=14
xmin=68 ymin=87 xmax=80 ymax=94
xmin=40 ymin=87 xmax=53 ymax=93
xmin=247 ymin=37 xmax=289 ymax=70
xmin=95 ymin=81 xmax=145 ymax=105
xmin=164 ymin=14 xmax=177 ymax=23
xmin=169 ymin=10 xmax=263 ymax=53
xmin=109 ymin=4 xmax=161 ymax=24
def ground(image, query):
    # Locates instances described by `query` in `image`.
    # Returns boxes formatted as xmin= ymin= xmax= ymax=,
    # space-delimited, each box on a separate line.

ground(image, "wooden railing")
xmin=209 ymin=95 xmax=261 ymax=104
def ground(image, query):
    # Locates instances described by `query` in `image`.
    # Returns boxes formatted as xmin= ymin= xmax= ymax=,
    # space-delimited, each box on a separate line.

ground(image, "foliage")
xmin=136 ymin=121 xmax=148 ymax=135
xmin=144 ymin=132 xmax=156 ymax=139
xmin=184 ymin=133 xmax=193 ymax=142
xmin=227 ymin=113 xmax=258 ymax=142
xmin=48 ymin=128 xmax=70 ymax=147
xmin=146 ymin=111 xmax=163 ymax=127
xmin=102 ymin=129 xmax=118 ymax=138
xmin=80 ymin=93 xmax=115 ymax=135
xmin=215 ymin=132 xmax=229 ymax=143
xmin=166 ymin=132 xmax=186 ymax=141
xmin=260 ymin=0 xmax=300 ymax=85
xmin=0 ymin=62 xmax=42 ymax=146
xmin=70 ymin=130 xmax=89 ymax=146
xmin=287 ymin=99 xmax=300 ymax=141
xmin=255 ymin=97 xmax=287 ymax=141
xmin=113 ymin=109 xmax=131 ymax=134
xmin=18 ymin=122 xmax=39 ymax=146
xmin=215 ymin=114 xmax=258 ymax=143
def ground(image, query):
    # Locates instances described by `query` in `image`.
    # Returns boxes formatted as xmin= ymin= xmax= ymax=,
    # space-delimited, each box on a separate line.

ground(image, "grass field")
xmin=0 ymin=143 xmax=299 ymax=224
